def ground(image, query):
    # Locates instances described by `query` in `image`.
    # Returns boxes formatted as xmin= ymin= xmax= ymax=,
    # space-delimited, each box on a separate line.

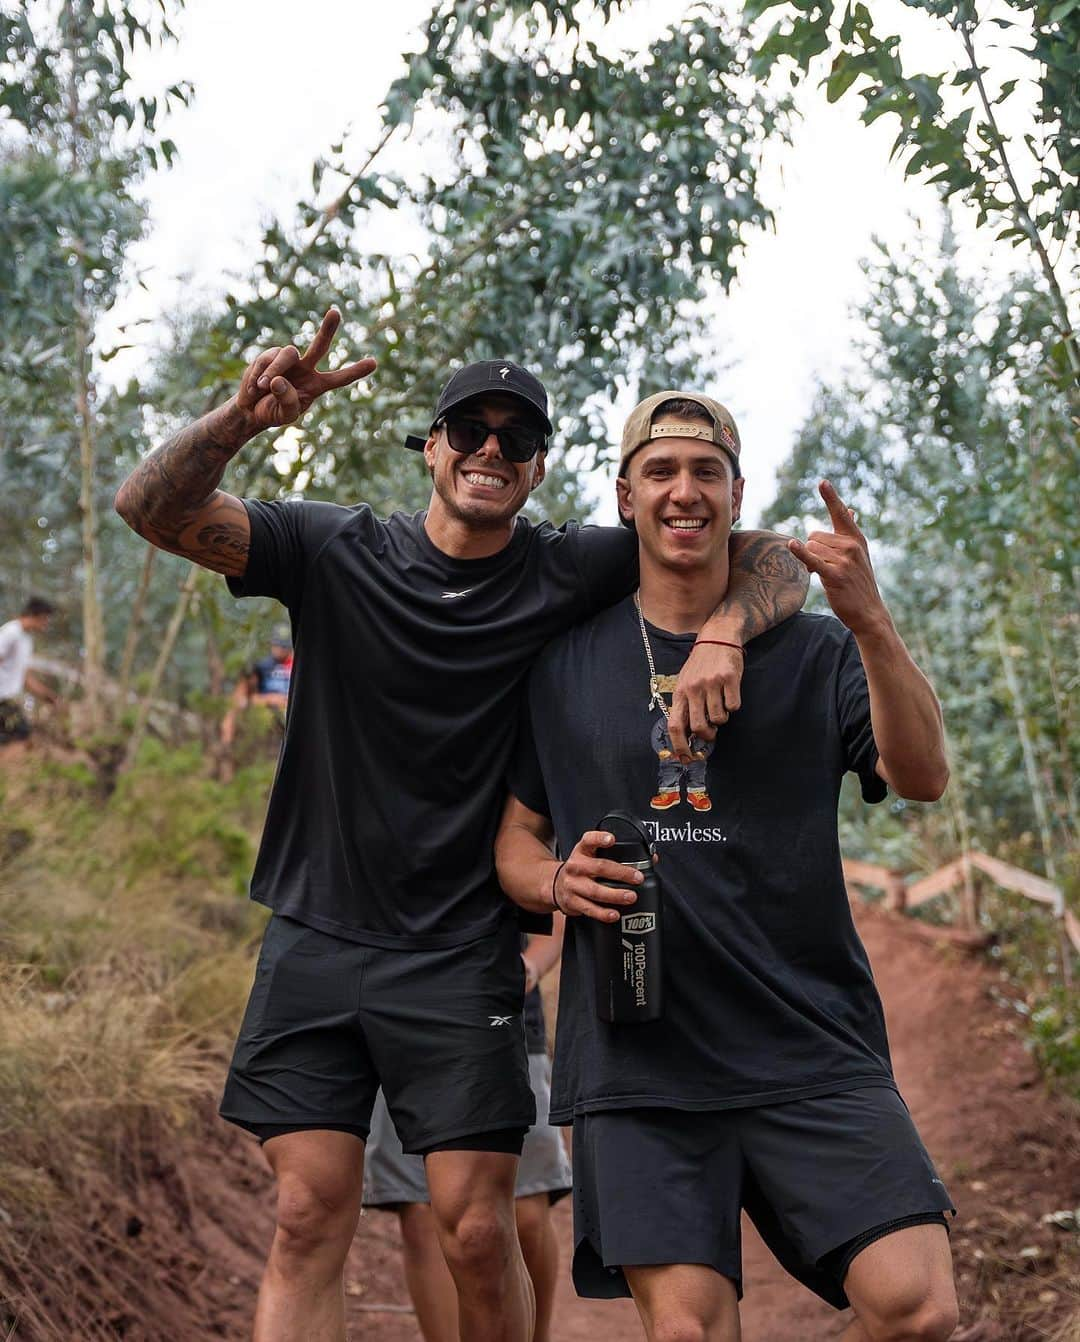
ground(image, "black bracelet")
xmin=550 ymin=859 xmax=568 ymax=913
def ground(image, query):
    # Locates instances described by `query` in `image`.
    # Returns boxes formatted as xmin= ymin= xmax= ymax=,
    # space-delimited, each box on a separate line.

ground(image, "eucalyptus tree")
xmin=123 ymin=0 xmax=791 ymax=741
xmin=765 ymin=225 xmax=1078 ymax=880
xmin=743 ymin=0 xmax=1080 ymax=397
xmin=0 ymin=1 xmax=189 ymax=728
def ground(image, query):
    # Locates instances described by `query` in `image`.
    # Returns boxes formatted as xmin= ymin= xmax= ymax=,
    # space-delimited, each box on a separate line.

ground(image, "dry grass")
xmin=0 ymin=746 xmax=267 ymax=1339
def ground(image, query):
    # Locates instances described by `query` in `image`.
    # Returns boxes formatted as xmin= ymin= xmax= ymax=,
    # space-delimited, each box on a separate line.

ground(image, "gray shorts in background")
xmin=363 ymin=1051 xmax=572 ymax=1208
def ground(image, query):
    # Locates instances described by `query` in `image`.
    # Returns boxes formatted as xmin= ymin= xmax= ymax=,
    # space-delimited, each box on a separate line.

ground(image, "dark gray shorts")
xmin=220 ymin=915 xmax=535 ymax=1153
xmin=571 ymin=1086 xmax=955 ymax=1308
xmin=362 ymin=1052 xmax=572 ymax=1208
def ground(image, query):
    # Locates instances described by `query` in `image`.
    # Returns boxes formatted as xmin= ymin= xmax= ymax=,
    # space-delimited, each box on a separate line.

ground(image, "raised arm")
xmin=114 ymin=309 xmax=375 ymax=576
xmin=788 ymin=481 xmax=948 ymax=801
xmin=666 ymin=529 xmax=810 ymax=758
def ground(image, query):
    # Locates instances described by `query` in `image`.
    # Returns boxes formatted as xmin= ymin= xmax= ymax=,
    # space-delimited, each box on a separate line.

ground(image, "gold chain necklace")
xmin=633 ymin=592 xmax=669 ymax=719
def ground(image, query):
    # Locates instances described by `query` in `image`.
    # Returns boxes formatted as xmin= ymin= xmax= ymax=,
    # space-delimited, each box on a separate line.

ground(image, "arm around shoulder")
xmin=721 ymin=529 xmax=810 ymax=643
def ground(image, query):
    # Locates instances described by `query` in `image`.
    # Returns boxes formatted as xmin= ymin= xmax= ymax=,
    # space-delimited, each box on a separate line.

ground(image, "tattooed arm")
xmin=114 ymin=400 xmax=258 ymax=576
xmin=722 ymin=529 xmax=810 ymax=643
xmin=114 ymin=309 xmax=375 ymax=576
xmin=666 ymin=530 xmax=808 ymax=759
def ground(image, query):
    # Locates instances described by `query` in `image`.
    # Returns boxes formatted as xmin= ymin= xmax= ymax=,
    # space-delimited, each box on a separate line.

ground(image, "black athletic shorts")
xmin=220 ymin=914 xmax=535 ymax=1154
xmin=571 ymin=1086 xmax=955 ymax=1308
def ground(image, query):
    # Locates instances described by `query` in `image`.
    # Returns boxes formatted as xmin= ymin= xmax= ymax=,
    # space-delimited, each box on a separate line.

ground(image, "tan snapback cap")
xmin=619 ymin=390 xmax=741 ymax=477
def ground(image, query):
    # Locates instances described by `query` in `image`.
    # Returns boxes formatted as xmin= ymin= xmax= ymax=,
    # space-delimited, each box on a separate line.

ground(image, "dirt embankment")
xmin=12 ymin=903 xmax=1078 ymax=1341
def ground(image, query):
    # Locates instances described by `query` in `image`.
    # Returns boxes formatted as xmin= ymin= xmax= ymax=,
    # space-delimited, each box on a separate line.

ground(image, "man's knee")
xmin=856 ymin=1283 xmax=958 ymax=1341
xmin=438 ymin=1201 xmax=516 ymax=1279
xmin=647 ymin=1317 xmax=713 ymax=1342
xmin=271 ymin=1169 xmax=361 ymax=1266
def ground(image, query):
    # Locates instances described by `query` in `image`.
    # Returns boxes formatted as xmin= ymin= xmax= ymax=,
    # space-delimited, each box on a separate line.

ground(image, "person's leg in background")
xmin=397 ymin=1202 xmax=460 ymax=1342
xmin=514 ymin=1191 xmax=559 ymax=1342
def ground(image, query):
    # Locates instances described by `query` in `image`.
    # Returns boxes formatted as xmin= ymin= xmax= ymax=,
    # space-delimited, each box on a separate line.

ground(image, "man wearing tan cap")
xmin=496 ymin=393 xmax=960 ymax=1340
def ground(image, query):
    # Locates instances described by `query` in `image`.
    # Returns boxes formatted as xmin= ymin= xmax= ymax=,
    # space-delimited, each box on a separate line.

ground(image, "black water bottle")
xmin=591 ymin=812 xmax=664 ymax=1023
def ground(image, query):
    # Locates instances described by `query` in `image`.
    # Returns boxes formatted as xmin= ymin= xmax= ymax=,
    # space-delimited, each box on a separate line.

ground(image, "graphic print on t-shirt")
xmin=647 ymin=674 xmax=715 ymax=814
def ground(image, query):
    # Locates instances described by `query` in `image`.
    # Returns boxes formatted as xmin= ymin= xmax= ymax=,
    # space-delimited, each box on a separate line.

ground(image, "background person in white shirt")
xmin=0 ymin=598 xmax=58 ymax=750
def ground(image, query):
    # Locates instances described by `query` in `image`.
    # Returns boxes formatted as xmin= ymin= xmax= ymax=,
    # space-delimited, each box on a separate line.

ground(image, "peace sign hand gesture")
xmin=235 ymin=308 xmax=377 ymax=430
xmin=787 ymin=481 xmax=890 ymax=638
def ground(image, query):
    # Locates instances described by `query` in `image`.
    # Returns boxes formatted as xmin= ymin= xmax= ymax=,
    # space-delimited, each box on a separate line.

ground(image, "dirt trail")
xmin=145 ymin=903 xmax=1078 ymax=1341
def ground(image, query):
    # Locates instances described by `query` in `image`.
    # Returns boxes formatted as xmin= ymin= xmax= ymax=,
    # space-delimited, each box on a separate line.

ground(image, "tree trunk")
xmin=993 ymin=610 xmax=1071 ymax=993
xmin=117 ymin=546 xmax=157 ymax=707
xmin=993 ymin=610 xmax=1059 ymax=884
xmin=64 ymin=1 xmax=105 ymax=733
xmin=122 ymin=566 xmax=200 ymax=771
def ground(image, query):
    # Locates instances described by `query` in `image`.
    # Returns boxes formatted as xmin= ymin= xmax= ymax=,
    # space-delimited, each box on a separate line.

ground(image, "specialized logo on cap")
xmin=499 ymin=366 xmax=510 ymax=380
xmin=718 ymin=423 xmax=738 ymax=455
xmin=622 ymin=912 xmax=656 ymax=934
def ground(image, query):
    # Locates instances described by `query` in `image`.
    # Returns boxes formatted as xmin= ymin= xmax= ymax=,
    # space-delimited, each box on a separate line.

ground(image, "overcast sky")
xmin=114 ymin=0 xmax=1036 ymax=527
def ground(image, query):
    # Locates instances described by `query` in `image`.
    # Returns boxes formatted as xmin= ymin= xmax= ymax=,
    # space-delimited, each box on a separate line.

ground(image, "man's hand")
xmin=667 ymin=643 xmax=743 ymax=762
xmin=236 ymin=308 xmax=377 ymax=430
xmin=787 ymin=481 xmax=889 ymax=637
xmin=553 ymin=830 xmax=644 ymax=922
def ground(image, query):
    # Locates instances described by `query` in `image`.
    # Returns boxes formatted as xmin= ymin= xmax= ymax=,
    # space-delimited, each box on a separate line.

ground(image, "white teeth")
xmin=464 ymin=472 xmax=508 ymax=489
xmin=666 ymin=519 xmax=705 ymax=530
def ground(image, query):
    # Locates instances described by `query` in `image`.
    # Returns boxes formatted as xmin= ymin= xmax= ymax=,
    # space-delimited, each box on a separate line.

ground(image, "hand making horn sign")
xmin=787 ymin=480 xmax=887 ymax=636
xmin=238 ymin=307 xmax=377 ymax=430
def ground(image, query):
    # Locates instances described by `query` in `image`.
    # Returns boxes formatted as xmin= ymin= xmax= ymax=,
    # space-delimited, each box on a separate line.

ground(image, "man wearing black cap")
xmin=114 ymin=311 xmax=808 ymax=1342
xmin=496 ymin=392 xmax=958 ymax=1341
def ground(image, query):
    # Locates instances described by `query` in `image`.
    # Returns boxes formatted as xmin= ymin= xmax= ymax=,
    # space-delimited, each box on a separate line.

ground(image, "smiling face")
xmin=617 ymin=424 xmax=744 ymax=576
xmin=423 ymin=394 xmax=546 ymax=534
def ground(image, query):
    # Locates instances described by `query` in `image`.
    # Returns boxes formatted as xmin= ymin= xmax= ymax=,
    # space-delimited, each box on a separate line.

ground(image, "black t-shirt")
xmin=228 ymin=501 xmax=637 ymax=948
xmin=508 ymin=602 xmax=892 ymax=1123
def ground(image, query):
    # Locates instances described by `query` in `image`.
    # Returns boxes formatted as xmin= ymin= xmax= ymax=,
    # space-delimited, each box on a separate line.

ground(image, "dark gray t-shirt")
xmin=508 ymin=603 xmax=892 ymax=1123
xmin=228 ymin=501 xmax=636 ymax=949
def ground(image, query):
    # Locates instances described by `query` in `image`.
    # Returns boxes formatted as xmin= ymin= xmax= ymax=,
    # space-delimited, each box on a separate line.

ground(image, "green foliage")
xmin=1029 ymin=989 xmax=1080 ymax=1096
xmin=193 ymin=0 xmax=788 ymax=512
xmin=0 ymin=0 xmax=190 ymax=706
xmin=767 ymin=222 xmax=1077 ymax=872
xmin=742 ymin=0 xmax=1080 ymax=388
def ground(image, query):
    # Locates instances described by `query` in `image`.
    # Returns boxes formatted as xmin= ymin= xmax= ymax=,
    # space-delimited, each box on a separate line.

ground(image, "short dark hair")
xmin=651 ymin=397 xmax=713 ymax=426
xmin=22 ymin=597 xmax=55 ymax=618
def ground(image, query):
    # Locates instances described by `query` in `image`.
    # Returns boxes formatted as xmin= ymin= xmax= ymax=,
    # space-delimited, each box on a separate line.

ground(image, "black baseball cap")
xmin=404 ymin=360 xmax=553 ymax=452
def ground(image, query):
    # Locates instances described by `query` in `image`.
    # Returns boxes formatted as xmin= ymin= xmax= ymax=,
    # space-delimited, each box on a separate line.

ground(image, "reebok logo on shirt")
xmin=489 ymin=1015 xmax=513 ymax=1027
xmin=441 ymin=589 xmax=473 ymax=600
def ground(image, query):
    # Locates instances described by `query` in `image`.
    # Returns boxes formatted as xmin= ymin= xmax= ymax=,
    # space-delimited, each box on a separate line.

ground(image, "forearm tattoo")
xmin=114 ymin=410 xmax=251 ymax=577
xmin=724 ymin=532 xmax=810 ymax=642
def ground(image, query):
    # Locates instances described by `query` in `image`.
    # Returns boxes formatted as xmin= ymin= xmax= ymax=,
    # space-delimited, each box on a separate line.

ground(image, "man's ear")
xmin=616 ymin=474 xmax=634 ymax=525
xmin=422 ymin=433 xmax=438 ymax=472
xmin=731 ymin=476 xmax=745 ymax=524
xmin=530 ymin=451 xmax=547 ymax=492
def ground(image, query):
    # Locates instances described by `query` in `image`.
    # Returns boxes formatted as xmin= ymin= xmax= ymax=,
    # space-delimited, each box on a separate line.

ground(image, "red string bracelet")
xmin=694 ymin=639 xmax=745 ymax=655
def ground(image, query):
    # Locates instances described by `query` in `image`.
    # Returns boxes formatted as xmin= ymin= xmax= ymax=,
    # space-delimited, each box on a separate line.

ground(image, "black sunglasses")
xmin=439 ymin=416 xmax=547 ymax=464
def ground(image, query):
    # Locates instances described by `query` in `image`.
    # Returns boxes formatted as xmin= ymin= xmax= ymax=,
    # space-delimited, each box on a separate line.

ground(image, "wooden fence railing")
xmin=842 ymin=851 xmax=1079 ymax=984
